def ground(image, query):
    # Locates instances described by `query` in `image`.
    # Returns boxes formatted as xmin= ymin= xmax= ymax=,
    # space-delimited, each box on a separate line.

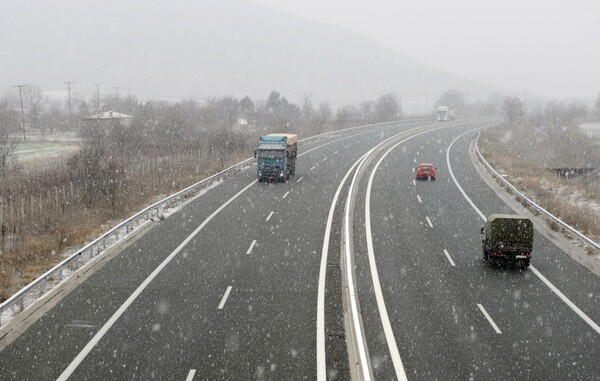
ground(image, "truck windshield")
xmin=257 ymin=149 xmax=285 ymax=159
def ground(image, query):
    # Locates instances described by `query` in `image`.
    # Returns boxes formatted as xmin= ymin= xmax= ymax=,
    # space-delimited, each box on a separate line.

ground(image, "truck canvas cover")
xmin=486 ymin=214 xmax=533 ymax=246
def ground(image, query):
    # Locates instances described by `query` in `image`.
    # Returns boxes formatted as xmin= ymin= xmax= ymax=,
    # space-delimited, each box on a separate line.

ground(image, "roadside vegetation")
xmin=0 ymin=88 xmax=405 ymax=301
xmin=478 ymin=95 xmax=600 ymax=250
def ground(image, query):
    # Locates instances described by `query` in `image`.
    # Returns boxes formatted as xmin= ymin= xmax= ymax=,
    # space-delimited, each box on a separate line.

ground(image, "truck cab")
xmin=255 ymin=133 xmax=297 ymax=182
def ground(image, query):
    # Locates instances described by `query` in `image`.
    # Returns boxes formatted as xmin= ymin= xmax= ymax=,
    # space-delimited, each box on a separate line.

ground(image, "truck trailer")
xmin=255 ymin=133 xmax=297 ymax=182
xmin=481 ymin=214 xmax=534 ymax=269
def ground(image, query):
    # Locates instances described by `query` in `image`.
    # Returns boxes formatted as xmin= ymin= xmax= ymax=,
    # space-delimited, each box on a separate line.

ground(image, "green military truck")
xmin=481 ymin=214 xmax=534 ymax=269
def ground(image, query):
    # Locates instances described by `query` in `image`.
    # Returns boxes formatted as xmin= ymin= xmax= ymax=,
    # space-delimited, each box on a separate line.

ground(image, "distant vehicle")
xmin=416 ymin=162 xmax=436 ymax=181
xmin=481 ymin=214 xmax=533 ymax=269
xmin=254 ymin=133 xmax=298 ymax=182
xmin=437 ymin=106 xmax=455 ymax=121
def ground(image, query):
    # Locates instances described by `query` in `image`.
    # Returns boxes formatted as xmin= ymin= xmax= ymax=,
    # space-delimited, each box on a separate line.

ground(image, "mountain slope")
xmin=0 ymin=0 xmax=501 ymax=105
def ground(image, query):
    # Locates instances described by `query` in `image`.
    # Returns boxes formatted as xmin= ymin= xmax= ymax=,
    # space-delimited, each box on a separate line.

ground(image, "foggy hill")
xmin=1 ymin=0 xmax=501 ymax=105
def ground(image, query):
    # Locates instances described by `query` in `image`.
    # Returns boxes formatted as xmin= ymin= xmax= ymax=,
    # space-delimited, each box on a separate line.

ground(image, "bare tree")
xmin=0 ymin=102 xmax=19 ymax=176
xmin=24 ymin=84 xmax=47 ymax=134
xmin=502 ymin=96 xmax=525 ymax=126
xmin=374 ymin=93 xmax=400 ymax=123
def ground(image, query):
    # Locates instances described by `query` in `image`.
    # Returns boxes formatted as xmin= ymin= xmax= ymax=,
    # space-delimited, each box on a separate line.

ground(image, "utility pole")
xmin=64 ymin=81 xmax=75 ymax=125
xmin=12 ymin=84 xmax=27 ymax=141
xmin=93 ymin=83 xmax=102 ymax=112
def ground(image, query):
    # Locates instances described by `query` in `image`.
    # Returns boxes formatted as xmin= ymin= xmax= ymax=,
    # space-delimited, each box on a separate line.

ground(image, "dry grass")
xmin=479 ymin=124 xmax=600 ymax=246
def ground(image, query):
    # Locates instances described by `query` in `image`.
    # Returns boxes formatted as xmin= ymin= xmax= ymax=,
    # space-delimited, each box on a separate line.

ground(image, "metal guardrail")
xmin=0 ymin=157 xmax=255 ymax=326
xmin=475 ymin=132 xmax=600 ymax=252
xmin=0 ymin=117 xmax=437 ymax=327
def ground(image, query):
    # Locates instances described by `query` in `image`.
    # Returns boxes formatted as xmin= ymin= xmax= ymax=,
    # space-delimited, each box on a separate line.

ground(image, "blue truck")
xmin=254 ymin=133 xmax=298 ymax=182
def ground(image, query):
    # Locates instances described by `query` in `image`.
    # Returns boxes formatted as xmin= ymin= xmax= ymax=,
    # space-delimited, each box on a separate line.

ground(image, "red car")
xmin=416 ymin=162 xmax=437 ymax=181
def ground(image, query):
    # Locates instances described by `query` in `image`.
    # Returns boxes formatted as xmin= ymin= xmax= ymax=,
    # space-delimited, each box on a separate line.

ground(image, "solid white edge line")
xmin=447 ymin=129 xmax=600 ymax=336
xmin=266 ymin=211 xmax=274 ymax=221
xmin=443 ymin=249 xmax=456 ymax=267
xmin=218 ymin=286 xmax=233 ymax=309
xmin=365 ymin=131 xmax=438 ymax=380
xmin=282 ymin=191 xmax=290 ymax=199
xmin=426 ymin=216 xmax=433 ymax=228
xmin=530 ymin=265 xmax=600 ymax=335
xmin=316 ymin=153 xmax=367 ymax=381
xmin=186 ymin=369 xmax=196 ymax=381
xmin=417 ymin=195 xmax=422 ymax=203
xmin=56 ymin=180 xmax=257 ymax=381
xmin=477 ymin=303 xmax=502 ymax=334
xmin=246 ymin=240 xmax=257 ymax=255
xmin=56 ymin=129 xmax=408 ymax=381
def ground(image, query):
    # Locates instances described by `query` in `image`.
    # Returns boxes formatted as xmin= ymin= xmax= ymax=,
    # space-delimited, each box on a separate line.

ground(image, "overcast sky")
xmin=250 ymin=0 xmax=600 ymax=100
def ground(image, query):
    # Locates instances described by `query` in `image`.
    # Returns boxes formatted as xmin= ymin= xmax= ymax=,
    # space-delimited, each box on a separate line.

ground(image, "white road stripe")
xmin=218 ymin=286 xmax=233 ymax=309
xmin=443 ymin=249 xmax=456 ymax=267
xmin=310 ymin=166 xmax=316 ymax=171
xmin=412 ymin=167 xmax=415 ymax=173
xmin=282 ymin=191 xmax=290 ymax=199
xmin=477 ymin=304 xmax=502 ymax=334
xmin=56 ymin=129 xmax=403 ymax=381
xmin=322 ymin=157 xmax=328 ymax=162
xmin=297 ymin=177 xmax=304 ymax=183
xmin=344 ymin=145 xmax=351 ymax=148
xmin=334 ymin=151 xmax=339 ymax=154
xmin=246 ymin=240 xmax=257 ymax=255
xmin=266 ymin=211 xmax=274 ymax=221
xmin=363 ymin=131 xmax=439 ymax=380
xmin=186 ymin=369 xmax=196 ymax=381
xmin=56 ymin=180 xmax=258 ymax=381
xmin=448 ymin=130 xmax=600 ymax=336
xmin=417 ymin=195 xmax=422 ymax=203
xmin=426 ymin=216 xmax=433 ymax=228
xmin=414 ymin=158 xmax=417 ymax=163
xmin=317 ymin=153 xmax=367 ymax=381
xmin=420 ymin=145 xmax=424 ymax=149
xmin=413 ymin=179 xmax=416 ymax=186
xmin=416 ymin=151 xmax=420 ymax=155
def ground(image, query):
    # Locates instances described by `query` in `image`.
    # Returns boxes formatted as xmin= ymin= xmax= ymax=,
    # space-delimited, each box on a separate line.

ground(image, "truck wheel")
xmin=483 ymin=250 xmax=489 ymax=261
xmin=431 ymin=176 xmax=436 ymax=181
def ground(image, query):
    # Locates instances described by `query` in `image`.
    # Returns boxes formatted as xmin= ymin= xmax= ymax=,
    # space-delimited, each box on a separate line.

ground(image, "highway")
xmin=0 ymin=119 xmax=598 ymax=380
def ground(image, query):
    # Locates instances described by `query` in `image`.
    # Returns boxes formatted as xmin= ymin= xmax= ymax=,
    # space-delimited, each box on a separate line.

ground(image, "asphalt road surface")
xmin=0 ymin=119 xmax=598 ymax=380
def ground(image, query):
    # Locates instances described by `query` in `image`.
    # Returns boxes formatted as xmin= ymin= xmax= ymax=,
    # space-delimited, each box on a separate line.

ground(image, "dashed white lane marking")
xmin=266 ymin=211 xmax=274 ymax=221
xmin=420 ymin=145 xmax=424 ymax=149
xmin=414 ymin=158 xmax=417 ymax=163
xmin=413 ymin=179 xmax=416 ymax=186
xmin=282 ymin=191 xmax=290 ymax=199
xmin=416 ymin=151 xmax=420 ymax=155
xmin=477 ymin=304 xmax=502 ymax=334
xmin=417 ymin=195 xmax=422 ymax=203
xmin=334 ymin=150 xmax=339 ymax=154
xmin=344 ymin=145 xmax=351 ymax=148
xmin=443 ymin=249 xmax=456 ymax=267
xmin=412 ymin=168 xmax=415 ymax=173
xmin=426 ymin=216 xmax=433 ymax=228
xmin=218 ymin=286 xmax=233 ymax=309
xmin=186 ymin=369 xmax=196 ymax=381
xmin=297 ymin=177 xmax=304 ymax=183
xmin=55 ymin=180 xmax=258 ymax=381
xmin=246 ymin=240 xmax=257 ymax=255
xmin=310 ymin=166 xmax=316 ymax=171
xmin=322 ymin=157 xmax=328 ymax=162
xmin=448 ymin=130 xmax=600 ymax=336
